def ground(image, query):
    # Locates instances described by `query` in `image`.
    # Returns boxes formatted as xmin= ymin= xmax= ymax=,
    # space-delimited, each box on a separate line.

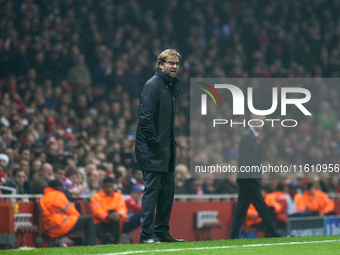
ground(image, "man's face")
xmin=131 ymin=191 xmax=143 ymax=201
xmin=309 ymin=186 xmax=316 ymax=195
xmin=289 ymin=187 xmax=297 ymax=197
xmin=21 ymin=149 xmax=30 ymax=161
xmin=117 ymin=166 xmax=126 ymax=178
xmin=160 ymin=55 xmax=180 ymax=78
xmin=43 ymin=166 xmax=54 ymax=180
xmin=15 ymin=171 xmax=26 ymax=186
xmin=103 ymin=182 xmax=114 ymax=196
xmin=98 ymin=170 xmax=106 ymax=182
xmin=0 ymin=159 xmax=6 ymax=168
xmin=55 ymin=169 xmax=65 ymax=182
xmin=134 ymin=170 xmax=143 ymax=183
xmin=89 ymin=170 xmax=99 ymax=182
xmin=21 ymin=160 xmax=30 ymax=174
xmin=5 ymin=149 xmax=13 ymax=161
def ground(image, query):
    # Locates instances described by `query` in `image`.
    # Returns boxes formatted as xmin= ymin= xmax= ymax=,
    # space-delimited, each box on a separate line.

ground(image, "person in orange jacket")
xmin=303 ymin=182 xmax=336 ymax=216
xmin=91 ymin=177 xmax=127 ymax=244
xmin=40 ymin=180 xmax=96 ymax=245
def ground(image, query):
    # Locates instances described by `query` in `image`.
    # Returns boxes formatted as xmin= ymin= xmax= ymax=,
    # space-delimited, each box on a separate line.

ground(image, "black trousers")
xmin=68 ymin=215 xmax=96 ymax=246
xmin=140 ymin=171 xmax=175 ymax=240
xmin=96 ymin=221 xmax=120 ymax=244
xmin=229 ymin=180 xmax=278 ymax=239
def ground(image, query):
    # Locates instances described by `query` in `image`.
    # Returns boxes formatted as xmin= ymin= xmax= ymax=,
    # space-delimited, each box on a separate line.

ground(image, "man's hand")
xmin=107 ymin=212 xmax=121 ymax=222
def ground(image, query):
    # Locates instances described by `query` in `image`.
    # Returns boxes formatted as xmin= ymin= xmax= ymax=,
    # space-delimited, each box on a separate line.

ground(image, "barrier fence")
xmin=1 ymin=193 xmax=340 ymax=248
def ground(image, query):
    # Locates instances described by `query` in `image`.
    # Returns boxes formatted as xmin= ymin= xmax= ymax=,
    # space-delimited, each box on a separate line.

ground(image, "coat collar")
xmin=156 ymin=69 xmax=179 ymax=87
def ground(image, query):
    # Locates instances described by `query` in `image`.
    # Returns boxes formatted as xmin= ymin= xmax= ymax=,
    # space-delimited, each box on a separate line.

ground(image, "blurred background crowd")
xmin=0 ymin=0 xmax=340 ymax=199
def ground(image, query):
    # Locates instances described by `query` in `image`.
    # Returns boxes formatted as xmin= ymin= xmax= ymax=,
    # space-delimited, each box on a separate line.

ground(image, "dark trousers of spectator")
xmin=229 ymin=180 xmax=279 ymax=239
xmin=68 ymin=215 xmax=96 ymax=246
xmin=96 ymin=221 xmax=120 ymax=244
xmin=122 ymin=213 xmax=141 ymax=233
xmin=140 ymin=171 xmax=175 ymax=240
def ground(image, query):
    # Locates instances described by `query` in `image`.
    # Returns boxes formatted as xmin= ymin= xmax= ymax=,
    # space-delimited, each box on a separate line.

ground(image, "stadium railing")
xmin=1 ymin=193 xmax=340 ymax=202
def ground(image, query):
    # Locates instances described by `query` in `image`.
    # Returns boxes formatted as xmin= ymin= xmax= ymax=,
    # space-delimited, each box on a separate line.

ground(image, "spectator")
xmin=40 ymin=180 xmax=96 ymax=246
xmin=123 ymin=185 xmax=143 ymax=234
xmin=2 ymin=168 xmax=30 ymax=195
xmin=303 ymin=182 xmax=336 ymax=216
xmin=117 ymin=165 xmax=132 ymax=195
xmin=31 ymin=162 xmax=54 ymax=194
xmin=67 ymin=55 xmax=92 ymax=95
xmin=90 ymin=177 xmax=127 ymax=244
xmin=174 ymin=164 xmax=191 ymax=194
xmin=87 ymin=168 xmax=100 ymax=196
xmin=63 ymin=167 xmax=88 ymax=196
xmin=53 ymin=164 xmax=73 ymax=201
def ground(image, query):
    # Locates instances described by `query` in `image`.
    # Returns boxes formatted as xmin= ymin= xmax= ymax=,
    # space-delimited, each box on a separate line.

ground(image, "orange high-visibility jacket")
xmin=294 ymin=193 xmax=306 ymax=213
xmin=90 ymin=189 xmax=127 ymax=225
xmin=40 ymin=187 xmax=80 ymax=238
xmin=303 ymin=190 xmax=335 ymax=214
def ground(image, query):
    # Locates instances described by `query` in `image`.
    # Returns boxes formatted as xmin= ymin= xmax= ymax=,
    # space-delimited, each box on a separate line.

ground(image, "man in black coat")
xmin=229 ymin=116 xmax=280 ymax=239
xmin=131 ymin=49 xmax=185 ymax=243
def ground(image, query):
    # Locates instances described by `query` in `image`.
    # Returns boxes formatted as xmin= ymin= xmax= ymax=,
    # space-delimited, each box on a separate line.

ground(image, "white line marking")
xmin=101 ymin=239 xmax=340 ymax=255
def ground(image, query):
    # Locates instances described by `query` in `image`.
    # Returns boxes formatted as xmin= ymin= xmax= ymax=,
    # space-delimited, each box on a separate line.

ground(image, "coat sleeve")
xmin=91 ymin=194 xmax=108 ymax=221
xmin=116 ymin=194 xmax=128 ymax=220
xmin=55 ymin=193 xmax=80 ymax=217
xmin=320 ymin=193 xmax=335 ymax=214
xmin=138 ymin=82 xmax=160 ymax=145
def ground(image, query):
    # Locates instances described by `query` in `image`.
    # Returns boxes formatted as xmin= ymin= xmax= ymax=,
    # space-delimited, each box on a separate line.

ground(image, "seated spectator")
xmin=0 ymin=153 xmax=9 ymax=171
xmin=0 ymin=153 xmax=9 ymax=184
xmin=174 ymin=164 xmax=191 ymax=194
xmin=63 ymin=167 xmax=88 ymax=196
xmin=2 ymin=168 xmax=30 ymax=195
xmin=90 ymin=177 xmax=127 ymax=244
xmin=123 ymin=185 xmax=143 ymax=233
xmin=214 ymin=177 xmax=239 ymax=194
xmin=303 ymin=182 xmax=336 ymax=216
xmin=97 ymin=164 xmax=108 ymax=186
xmin=282 ymin=182 xmax=307 ymax=217
xmin=31 ymin=158 xmax=42 ymax=176
xmin=117 ymin=165 xmax=132 ymax=194
xmin=202 ymin=177 xmax=218 ymax=194
xmin=31 ymin=162 xmax=54 ymax=194
xmin=130 ymin=169 xmax=143 ymax=186
xmin=53 ymin=164 xmax=73 ymax=201
xmin=87 ymin=168 xmax=101 ymax=196
xmin=40 ymin=180 xmax=96 ymax=246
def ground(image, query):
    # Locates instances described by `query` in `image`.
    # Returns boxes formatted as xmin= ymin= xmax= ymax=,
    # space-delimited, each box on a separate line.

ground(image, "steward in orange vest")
xmin=91 ymin=177 xmax=127 ymax=244
xmin=303 ymin=182 xmax=336 ymax=216
xmin=40 ymin=180 xmax=96 ymax=245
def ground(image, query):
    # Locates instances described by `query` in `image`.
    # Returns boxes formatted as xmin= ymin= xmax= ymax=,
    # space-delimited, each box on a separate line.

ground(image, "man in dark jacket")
xmin=131 ymin=49 xmax=185 ymax=244
xmin=229 ymin=116 xmax=280 ymax=239
xmin=2 ymin=168 xmax=31 ymax=195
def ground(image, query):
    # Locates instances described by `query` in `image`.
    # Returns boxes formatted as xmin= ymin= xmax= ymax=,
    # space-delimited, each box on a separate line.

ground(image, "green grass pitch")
xmin=3 ymin=236 xmax=340 ymax=255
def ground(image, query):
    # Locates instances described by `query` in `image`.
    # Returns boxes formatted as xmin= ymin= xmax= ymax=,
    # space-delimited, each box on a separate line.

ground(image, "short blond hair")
xmin=156 ymin=49 xmax=182 ymax=68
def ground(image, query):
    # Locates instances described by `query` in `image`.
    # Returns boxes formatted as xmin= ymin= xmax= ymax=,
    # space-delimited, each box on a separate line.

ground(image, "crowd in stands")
xmin=0 ymin=0 xmax=339 ymax=210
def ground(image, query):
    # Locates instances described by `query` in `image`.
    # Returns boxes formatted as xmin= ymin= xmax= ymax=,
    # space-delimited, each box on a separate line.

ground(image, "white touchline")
xmin=99 ymin=239 xmax=340 ymax=255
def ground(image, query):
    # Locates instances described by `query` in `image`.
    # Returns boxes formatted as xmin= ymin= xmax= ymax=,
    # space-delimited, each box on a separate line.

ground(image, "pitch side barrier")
xmin=1 ymin=193 xmax=340 ymax=201
xmin=0 ymin=193 xmax=238 ymax=202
